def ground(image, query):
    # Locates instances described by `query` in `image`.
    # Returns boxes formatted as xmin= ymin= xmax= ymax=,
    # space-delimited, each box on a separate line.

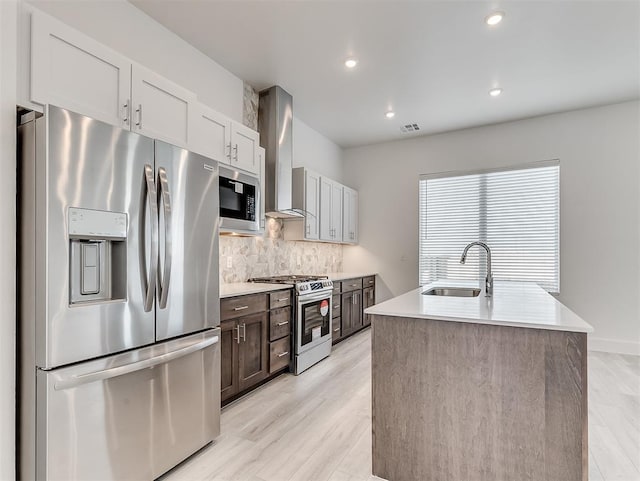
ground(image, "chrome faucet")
xmin=460 ymin=242 xmax=493 ymax=297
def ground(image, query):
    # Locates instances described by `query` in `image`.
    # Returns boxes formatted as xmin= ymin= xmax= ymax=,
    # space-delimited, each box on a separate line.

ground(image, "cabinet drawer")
xmin=269 ymin=337 xmax=291 ymax=373
xmin=269 ymin=290 xmax=292 ymax=309
xmin=363 ymin=276 xmax=375 ymax=288
xmin=332 ymin=294 xmax=341 ymax=319
xmin=332 ymin=281 xmax=342 ymax=295
xmin=221 ymin=293 xmax=268 ymax=321
xmin=342 ymin=278 xmax=362 ymax=292
xmin=270 ymin=307 xmax=291 ymax=341
xmin=332 ymin=317 xmax=341 ymax=339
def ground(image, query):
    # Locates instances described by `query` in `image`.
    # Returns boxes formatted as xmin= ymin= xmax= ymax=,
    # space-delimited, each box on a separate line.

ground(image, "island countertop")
xmin=365 ymin=280 xmax=593 ymax=333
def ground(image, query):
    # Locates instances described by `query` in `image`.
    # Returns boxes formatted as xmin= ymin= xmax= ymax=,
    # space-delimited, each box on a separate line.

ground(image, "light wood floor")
xmin=164 ymin=329 xmax=640 ymax=481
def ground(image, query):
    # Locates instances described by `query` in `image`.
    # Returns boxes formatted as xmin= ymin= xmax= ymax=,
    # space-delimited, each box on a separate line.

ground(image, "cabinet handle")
xmin=233 ymin=144 xmax=238 ymax=161
xmin=333 ymin=305 xmax=340 ymax=309
xmin=276 ymin=321 xmax=289 ymax=326
xmin=233 ymin=305 xmax=249 ymax=311
xmin=350 ymin=284 xmax=358 ymax=287
xmin=333 ymin=327 xmax=340 ymax=332
xmin=306 ymin=224 xmax=310 ymax=236
xmin=135 ymin=104 xmax=143 ymax=128
xmin=369 ymin=280 xmax=374 ymax=285
xmin=277 ymin=351 xmax=289 ymax=358
xmin=227 ymin=142 xmax=232 ymax=159
xmin=352 ymin=295 xmax=355 ymax=305
xmin=277 ymin=297 xmax=289 ymax=302
xmin=241 ymin=323 xmax=246 ymax=342
xmin=122 ymin=99 xmax=130 ymax=124
xmin=235 ymin=325 xmax=241 ymax=344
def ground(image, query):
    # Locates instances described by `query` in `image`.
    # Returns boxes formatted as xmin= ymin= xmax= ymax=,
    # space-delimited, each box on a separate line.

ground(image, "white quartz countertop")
xmin=365 ymin=281 xmax=593 ymax=333
xmin=326 ymin=272 xmax=376 ymax=281
xmin=220 ymin=282 xmax=293 ymax=298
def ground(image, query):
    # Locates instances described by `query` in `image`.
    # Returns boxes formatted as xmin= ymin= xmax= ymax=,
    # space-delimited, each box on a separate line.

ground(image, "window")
xmin=419 ymin=161 xmax=560 ymax=292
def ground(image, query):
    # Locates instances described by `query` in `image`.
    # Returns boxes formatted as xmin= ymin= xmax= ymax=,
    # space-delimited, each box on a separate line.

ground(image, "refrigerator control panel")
xmin=68 ymin=207 xmax=127 ymax=239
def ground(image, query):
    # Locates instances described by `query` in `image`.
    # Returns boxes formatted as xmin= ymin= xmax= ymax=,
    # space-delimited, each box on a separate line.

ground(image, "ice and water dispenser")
xmin=68 ymin=207 xmax=127 ymax=304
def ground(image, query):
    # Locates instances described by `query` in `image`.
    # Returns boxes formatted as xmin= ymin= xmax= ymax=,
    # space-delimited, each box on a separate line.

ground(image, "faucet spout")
xmin=459 ymin=242 xmax=493 ymax=297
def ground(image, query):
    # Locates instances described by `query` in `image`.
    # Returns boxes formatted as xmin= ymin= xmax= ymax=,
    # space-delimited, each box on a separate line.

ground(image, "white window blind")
xmin=419 ymin=162 xmax=560 ymax=292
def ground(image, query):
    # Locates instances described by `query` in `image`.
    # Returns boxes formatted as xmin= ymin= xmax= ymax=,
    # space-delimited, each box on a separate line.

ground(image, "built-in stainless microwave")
xmin=218 ymin=165 xmax=260 ymax=233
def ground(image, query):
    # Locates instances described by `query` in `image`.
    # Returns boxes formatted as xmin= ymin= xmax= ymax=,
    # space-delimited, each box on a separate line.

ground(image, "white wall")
xmin=343 ymin=101 xmax=640 ymax=355
xmin=22 ymin=0 xmax=244 ymax=121
xmin=0 ymin=1 xmax=17 ymax=479
xmin=293 ymin=116 xmax=344 ymax=182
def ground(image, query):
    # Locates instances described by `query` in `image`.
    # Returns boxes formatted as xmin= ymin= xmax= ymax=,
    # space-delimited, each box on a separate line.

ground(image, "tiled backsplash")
xmin=219 ymin=219 xmax=343 ymax=283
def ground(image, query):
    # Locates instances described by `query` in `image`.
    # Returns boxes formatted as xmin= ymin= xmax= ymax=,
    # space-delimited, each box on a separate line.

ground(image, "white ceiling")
xmin=130 ymin=0 xmax=640 ymax=148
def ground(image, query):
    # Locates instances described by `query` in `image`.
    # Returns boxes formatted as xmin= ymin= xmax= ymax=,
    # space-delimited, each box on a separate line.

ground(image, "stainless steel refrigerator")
xmin=18 ymin=105 xmax=221 ymax=480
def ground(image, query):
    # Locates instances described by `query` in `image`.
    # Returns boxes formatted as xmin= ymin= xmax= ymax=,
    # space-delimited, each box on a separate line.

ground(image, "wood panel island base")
xmin=366 ymin=282 xmax=593 ymax=481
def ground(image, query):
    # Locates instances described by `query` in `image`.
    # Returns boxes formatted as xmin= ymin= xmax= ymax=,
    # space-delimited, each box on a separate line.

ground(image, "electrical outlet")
xmin=226 ymin=257 xmax=232 ymax=269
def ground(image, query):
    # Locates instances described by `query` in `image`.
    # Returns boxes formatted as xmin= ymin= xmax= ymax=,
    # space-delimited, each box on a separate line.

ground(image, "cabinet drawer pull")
xmin=277 ymin=297 xmax=289 ymax=302
xmin=368 ymin=280 xmax=374 ymax=284
xmin=277 ymin=351 xmax=289 ymax=358
xmin=233 ymin=305 xmax=249 ymax=311
xmin=333 ymin=327 xmax=340 ymax=332
xmin=333 ymin=305 xmax=340 ymax=309
xmin=350 ymin=284 xmax=358 ymax=287
xmin=276 ymin=321 xmax=289 ymax=326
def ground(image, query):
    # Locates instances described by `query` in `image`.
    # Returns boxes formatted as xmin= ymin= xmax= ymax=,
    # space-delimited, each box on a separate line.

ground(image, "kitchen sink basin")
xmin=422 ymin=287 xmax=481 ymax=298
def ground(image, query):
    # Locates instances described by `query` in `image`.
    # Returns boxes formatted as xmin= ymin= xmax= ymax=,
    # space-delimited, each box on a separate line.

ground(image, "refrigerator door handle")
xmin=157 ymin=166 xmax=172 ymax=309
xmin=54 ymin=335 xmax=219 ymax=391
xmin=142 ymin=164 xmax=159 ymax=312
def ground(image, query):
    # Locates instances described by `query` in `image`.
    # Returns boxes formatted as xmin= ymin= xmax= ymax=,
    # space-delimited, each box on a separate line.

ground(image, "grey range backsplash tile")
xmin=219 ymin=219 xmax=343 ymax=283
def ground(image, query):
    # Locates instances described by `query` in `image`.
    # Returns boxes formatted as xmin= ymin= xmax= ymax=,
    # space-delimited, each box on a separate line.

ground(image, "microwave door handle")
xmin=157 ymin=167 xmax=172 ymax=309
xmin=141 ymin=164 xmax=159 ymax=312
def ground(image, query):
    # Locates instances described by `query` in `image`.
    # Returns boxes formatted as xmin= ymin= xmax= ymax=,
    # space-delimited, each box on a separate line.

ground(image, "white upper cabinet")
xmin=342 ymin=186 xmax=358 ymax=244
xmin=130 ymin=65 xmax=196 ymax=148
xmin=230 ymin=123 xmax=260 ymax=175
xmin=30 ymin=11 xmax=131 ymax=129
xmin=319 ymin=177 xmax=343 ymax=242
xmin=304 ymin=170 xmax=321 ymax=240
xmin=192 ymin=103 xmax=232 ymax=163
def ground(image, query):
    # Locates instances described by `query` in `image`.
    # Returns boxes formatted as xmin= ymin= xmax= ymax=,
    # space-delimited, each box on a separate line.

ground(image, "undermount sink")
xmin=422 ymin=287 xmax=481 ymax=298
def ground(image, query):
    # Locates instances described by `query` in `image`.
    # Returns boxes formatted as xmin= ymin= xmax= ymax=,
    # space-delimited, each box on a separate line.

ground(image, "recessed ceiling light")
xmin=485 ymin=11 xmax=505 ymax=26
xmin=489 ymin=88 xmax=503 ymax=97
xmin=344 ymin=58 xmax=358 ymax=69
xmin=385 ymin=111 xmax=395 ymax=119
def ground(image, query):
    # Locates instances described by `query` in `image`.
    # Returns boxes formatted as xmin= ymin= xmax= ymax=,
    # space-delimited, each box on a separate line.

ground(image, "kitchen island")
xmin=365 ymin=281 xmax=593 ymax=481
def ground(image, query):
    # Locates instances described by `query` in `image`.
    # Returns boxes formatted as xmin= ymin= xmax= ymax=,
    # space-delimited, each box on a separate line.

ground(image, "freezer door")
xmin=154 ymin=141 xmax=220 ymax=341
xmin=21 ymin=106 xmax=156 ymax=368
xmin=31 ymin=329 xmax=220 ymax=480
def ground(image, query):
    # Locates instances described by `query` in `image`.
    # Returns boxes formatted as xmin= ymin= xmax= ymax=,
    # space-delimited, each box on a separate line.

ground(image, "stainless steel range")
xmin=249 ymin=275 xmax=333 ymax=374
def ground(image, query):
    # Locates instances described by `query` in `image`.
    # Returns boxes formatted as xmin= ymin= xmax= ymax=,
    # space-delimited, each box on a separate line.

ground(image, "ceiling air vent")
xmin=400 ymin=123 xmax=420 ymax=133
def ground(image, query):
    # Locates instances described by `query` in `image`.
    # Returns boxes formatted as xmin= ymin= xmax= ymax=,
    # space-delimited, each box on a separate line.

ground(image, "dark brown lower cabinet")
xmin=220 ymin=312 xmax=269 ymax=403
xmin=237 ymin=312 xmax=269 ymax=392
xmin=341 ymin=289 xmax=362 ymax=337
xmin=362 ymin=286 xmax=374 ymax=327
xmin=220 ymin=319 xmax=239 ymax=401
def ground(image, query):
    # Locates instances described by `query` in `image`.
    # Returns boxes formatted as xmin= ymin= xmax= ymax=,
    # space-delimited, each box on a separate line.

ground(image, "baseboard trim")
xmin=588 ymin=337 xmax=640 ymax=356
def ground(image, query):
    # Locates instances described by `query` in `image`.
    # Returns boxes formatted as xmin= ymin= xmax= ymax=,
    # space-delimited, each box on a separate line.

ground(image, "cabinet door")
xmin=221 ymin=319 xmax=239 ymax=402
xmin=231 ymin=122 xmax=259 ymax=175
xmin=319 ymin=177 xmax=333 ymax=241
xmin=237 ymin=312 xmax=268 ymax=392
xmin=341 ymin=291 xmax=354 ymax=336
xmin=31 ymin=10 xmax=131 ymax=129
xmin=342 ymin=187 xmax=358 ymax=243
xmin=192 ymin=103 xmax=231 ymax=164
xmin=131 ymin=64 xmax=197 ymax=148
xmin=331 ymin=181 xmax=344 ymax=241
xmin=305 ymin=170 xmax=320 ymax=240
xmin=362 ymin=286 xmax=374 ymax=327
xmin=353 ymin=289 xmax=363 ymax=330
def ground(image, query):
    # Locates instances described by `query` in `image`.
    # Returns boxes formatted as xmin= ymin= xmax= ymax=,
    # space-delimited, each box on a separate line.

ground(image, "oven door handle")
xmin=298 ymin=292 xmax=332 ymax=304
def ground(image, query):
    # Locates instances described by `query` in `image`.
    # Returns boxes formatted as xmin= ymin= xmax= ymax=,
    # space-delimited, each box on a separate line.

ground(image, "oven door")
xmin=218 ymin=166 xmax=260 ymax=232
xmin=296 ymin=292 xmax=332 ymax=354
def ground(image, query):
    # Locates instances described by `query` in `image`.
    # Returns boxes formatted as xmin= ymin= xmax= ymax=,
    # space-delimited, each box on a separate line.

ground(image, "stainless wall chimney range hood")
xmin=258 ymin=86 xmax=304 ymax=219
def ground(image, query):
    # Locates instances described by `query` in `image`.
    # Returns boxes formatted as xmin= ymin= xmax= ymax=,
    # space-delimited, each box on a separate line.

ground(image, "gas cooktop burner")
xmin=248 ymin=275 xmax=329 ymax=284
